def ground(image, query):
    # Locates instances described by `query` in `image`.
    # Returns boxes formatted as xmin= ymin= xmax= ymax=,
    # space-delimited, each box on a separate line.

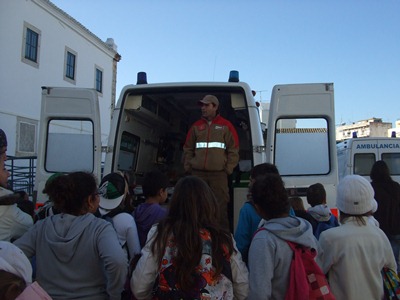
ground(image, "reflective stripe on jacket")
xmin=183 ymin=115 xmax=239 ymax=174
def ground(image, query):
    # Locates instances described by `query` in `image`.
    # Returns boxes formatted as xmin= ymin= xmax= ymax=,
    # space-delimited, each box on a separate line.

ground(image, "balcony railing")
xmin=5 ymin=156 xmax=36 ymax=197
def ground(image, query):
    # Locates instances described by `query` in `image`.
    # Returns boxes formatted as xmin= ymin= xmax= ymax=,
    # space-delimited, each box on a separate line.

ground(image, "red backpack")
xmin=285 ymin=241 xmax=335 ymax=300
xmin=253 ymin=227 xmax=335 ymax=300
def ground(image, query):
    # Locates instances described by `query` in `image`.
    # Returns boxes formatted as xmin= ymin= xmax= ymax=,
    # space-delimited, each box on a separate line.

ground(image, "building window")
xmin=66 ymin=52 xmax=75 ymax=79
xmin=25 ymin=29 xmax=38 ymax=62
xmin=64 ymin=47 xmax=77 ymax=84
xmin=21 ymin=22 xmax=40 ymax=68
xmin=95 ymin=67 xmax=103 ymax=93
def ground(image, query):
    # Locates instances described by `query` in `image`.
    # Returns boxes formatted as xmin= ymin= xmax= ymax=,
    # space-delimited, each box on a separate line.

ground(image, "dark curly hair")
xmin=45 ymin=172 xmax=97 ymax=215
xmin=251 ymin=173 xmax=289 ymax=219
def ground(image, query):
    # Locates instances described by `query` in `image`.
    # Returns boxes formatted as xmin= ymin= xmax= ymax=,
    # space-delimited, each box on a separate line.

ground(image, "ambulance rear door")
xmin=266 ymin=83 xmax=338 ymax=211
xmin=34 ymin=87 xmax=102 ymax=205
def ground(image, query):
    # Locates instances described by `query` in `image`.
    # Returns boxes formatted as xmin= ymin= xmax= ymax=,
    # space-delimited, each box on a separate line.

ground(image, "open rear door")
xmin=34 ymin=87 xmax=102 ymax=205
xmin=266 ymin=83 xmax=338 ymax=211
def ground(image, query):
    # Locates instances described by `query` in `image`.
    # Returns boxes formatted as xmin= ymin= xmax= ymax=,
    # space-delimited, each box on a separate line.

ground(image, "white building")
xmin=0 ymin=0 xmax=120 ymax=158
xmin=336 ymin=118 xmax=393 ymax=142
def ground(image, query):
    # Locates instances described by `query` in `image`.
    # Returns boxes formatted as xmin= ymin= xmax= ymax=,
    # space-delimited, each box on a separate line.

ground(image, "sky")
xmin=50 ymin=0 xmax=400 ymax=126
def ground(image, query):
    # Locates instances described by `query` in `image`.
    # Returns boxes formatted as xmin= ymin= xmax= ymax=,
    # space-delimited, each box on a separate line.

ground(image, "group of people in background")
xmin=233 ymin=161 xmax=398 ymax=299
xmin=1 ymin=90 xmax=400 ymax=300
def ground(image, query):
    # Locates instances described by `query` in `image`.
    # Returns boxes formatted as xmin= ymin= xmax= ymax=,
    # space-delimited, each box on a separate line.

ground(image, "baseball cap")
xmin=98 ymin=172 xmax=126 ymax=211
xmin=0 ymin=241 xmax=32 ymax=284
xmin=198 ymin=95 xmax=219 ymax=106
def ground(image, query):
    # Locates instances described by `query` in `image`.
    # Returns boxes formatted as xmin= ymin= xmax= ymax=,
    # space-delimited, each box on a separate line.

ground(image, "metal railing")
xmin=5 ymin=156 xmax=37 ymax=196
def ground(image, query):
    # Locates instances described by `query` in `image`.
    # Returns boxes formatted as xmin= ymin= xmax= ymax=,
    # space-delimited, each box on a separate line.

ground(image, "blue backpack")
xmin=313 ymin=215 xmax=339 ymax=240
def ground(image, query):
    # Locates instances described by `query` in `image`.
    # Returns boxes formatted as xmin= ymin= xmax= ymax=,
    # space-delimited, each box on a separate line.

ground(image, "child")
xmin=131 ymin=176 xmax=248 ymax=299
xmin=248 ymin=173 xmax=318 ymax=299
xmin=234 ymin=163 xmax=296 ymax=263
xmin=134 ymin=170 xmax=169 ymax=248
xmin=14 ymin=172 xmax=127 ymax=299
xmin=0 ymin=159 xmax=32 ymax=242
xmin=98 ymin=172 xmax=141 ymax=260
xmin=306 ymin=183 xmax=339 ymax=239
xmin=0 ymin=241 xmax=51 ymax=299
xmin=317 ymin=175 xmax=396 ymax=299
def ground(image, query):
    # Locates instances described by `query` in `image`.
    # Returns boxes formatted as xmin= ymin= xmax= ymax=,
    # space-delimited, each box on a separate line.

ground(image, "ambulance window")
xmin=45 ymin=119 xmax=94 ymax=172
xmin=353 ymin=153 xmax=375 ymax=176
xmin=382 ymin=153 xmax=400 ymax=175
xmin=118 ymin=131 xmax=140 ymax=172
xmin=274 ymin=118 xmax=330 ymax=175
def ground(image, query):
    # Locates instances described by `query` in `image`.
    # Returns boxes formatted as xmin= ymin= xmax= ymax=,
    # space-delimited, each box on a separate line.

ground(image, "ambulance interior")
xmin=114 ymin=87 xmax=254 ymax=203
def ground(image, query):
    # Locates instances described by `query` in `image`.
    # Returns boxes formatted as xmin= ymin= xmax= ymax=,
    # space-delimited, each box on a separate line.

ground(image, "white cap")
xmin=0 ymin=241 xmax=32 ymax=284
xmin=336 ymin=175 xmax=375 ymax=215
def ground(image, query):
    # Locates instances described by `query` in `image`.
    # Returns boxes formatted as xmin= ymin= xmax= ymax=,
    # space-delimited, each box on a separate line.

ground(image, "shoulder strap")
xmin=252 ymin=226 xmax=267 ymax=239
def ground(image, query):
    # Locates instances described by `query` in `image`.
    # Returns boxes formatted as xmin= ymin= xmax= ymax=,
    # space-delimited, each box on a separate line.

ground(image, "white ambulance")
xmin=337 ymin=136 xmax=400 ymax=184
xmin=34 ymin=71 xmax=337 ymax=230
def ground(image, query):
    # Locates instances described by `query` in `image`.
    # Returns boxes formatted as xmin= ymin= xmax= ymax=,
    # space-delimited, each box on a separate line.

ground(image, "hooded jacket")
xmin=307 ymin=204 xmax=339 ymax=239
xmin=14 ymin=213 xmax=127 ymax=300
xmin=248 ymin=216 xmax=318 ymax=300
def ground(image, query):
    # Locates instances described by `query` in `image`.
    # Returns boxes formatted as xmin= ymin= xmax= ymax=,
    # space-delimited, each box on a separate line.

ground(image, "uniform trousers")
xmin=192 ymin=169 xmax=230 ymax=230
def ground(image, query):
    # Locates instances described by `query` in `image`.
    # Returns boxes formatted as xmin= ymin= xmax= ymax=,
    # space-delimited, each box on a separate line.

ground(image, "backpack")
xmin=253 ymin=227 xmax=335 ymax=300
xmin=285 ymin=241 xmax=335 ymax=300
xmin=382 ymin=267 xmax=400 ymax=300
xmin=313 ymin=215 xmax=339 ymax=240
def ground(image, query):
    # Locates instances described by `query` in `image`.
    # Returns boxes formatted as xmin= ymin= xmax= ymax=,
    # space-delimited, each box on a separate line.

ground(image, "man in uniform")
xmin=183 ymin=95 xmax=239 ymax=230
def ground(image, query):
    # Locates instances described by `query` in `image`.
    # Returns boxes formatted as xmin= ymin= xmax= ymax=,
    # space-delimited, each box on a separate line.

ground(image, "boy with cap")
xmin=317 ymin=175 xmax=396 ymax=300
xmin=183 ymin=95 xmax=239 ymax=231
xmin=98 ymin=172 xmax=141 ymax=260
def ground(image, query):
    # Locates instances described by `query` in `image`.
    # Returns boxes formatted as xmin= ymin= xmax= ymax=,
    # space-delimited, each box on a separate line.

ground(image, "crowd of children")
xmin=1 ymin=126 xmax=399 ymax=299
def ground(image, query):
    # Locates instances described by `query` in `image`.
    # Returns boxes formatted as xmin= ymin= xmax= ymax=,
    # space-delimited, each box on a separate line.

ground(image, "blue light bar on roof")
xmin=137 ymin=72 xmax=147 ymax=85
xmin=229 ymin=70 xmax=239 ymax=82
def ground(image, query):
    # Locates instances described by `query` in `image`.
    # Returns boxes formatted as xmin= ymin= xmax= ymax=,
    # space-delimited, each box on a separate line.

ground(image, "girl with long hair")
xmin=131 ymin=176 xmax=248 ymax=299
